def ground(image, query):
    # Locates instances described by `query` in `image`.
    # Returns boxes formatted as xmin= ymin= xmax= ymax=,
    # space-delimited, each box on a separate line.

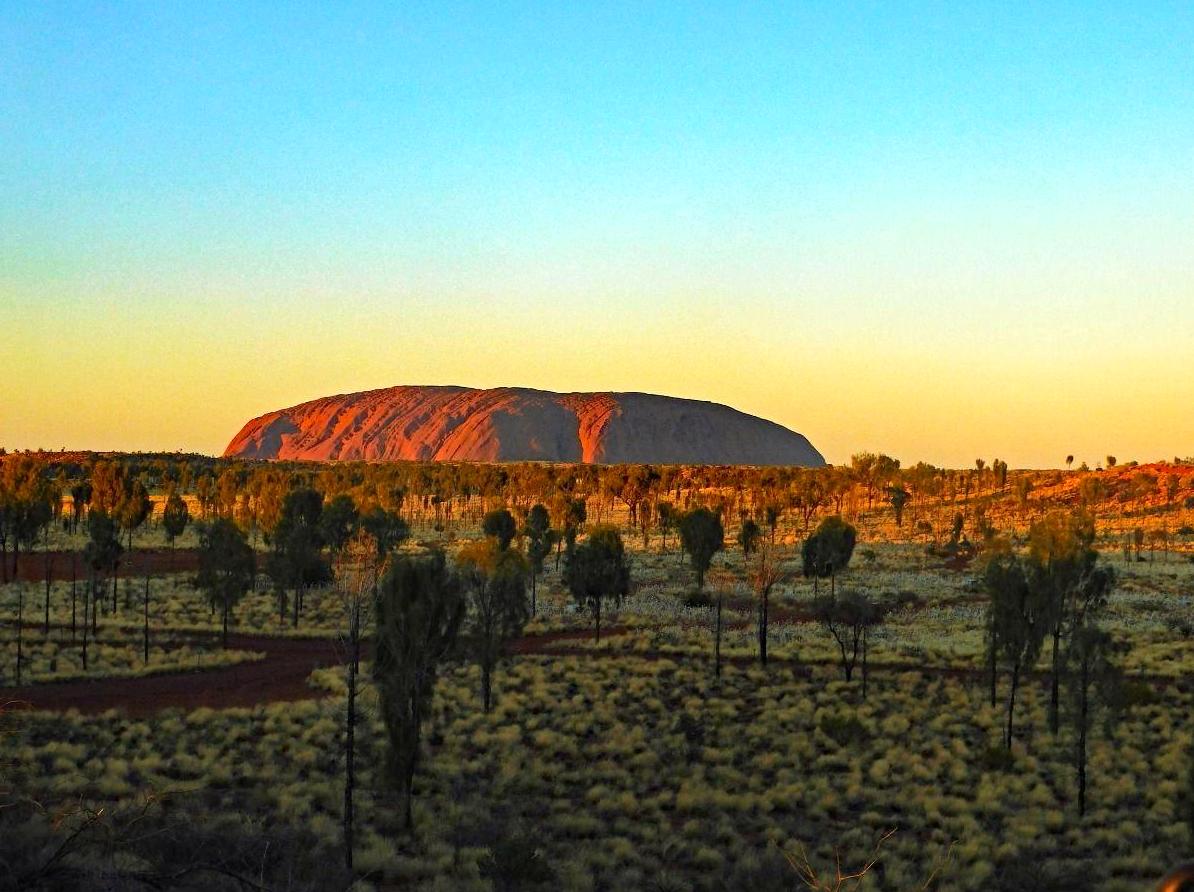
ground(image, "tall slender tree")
xmin=195 ymin=518 xmax=255 ymax=649
xmin=678 ymin=507 xmax=724 ymax=592
xmin=458 ymin=539 xmax=530 ymax=712
xmin=1062 ymin=623 xmax=1123 ymax=816
xmin=372 ymin=551 xmax=466 ymax=832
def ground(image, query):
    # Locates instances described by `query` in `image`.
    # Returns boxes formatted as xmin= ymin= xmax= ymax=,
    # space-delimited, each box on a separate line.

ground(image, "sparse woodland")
xmin=2 ymin=449 xmax=1193 ymax=890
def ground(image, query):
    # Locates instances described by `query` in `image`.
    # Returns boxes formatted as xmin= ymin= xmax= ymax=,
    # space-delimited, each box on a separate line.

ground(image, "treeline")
xmin=10 ymin=450 xmax=1191 ymax=573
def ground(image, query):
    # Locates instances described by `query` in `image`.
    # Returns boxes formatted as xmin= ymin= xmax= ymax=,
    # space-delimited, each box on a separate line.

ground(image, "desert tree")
xmin=750 ymin=544 xmax=787 ymax=667
xmin=359 ymin=505 xmax=411 ymax=558
xmin=637 ymin=498 xmax=654 ymax=548
xmin=195 ymin=517 xmax=255 ymax=648
xmin=320 ymin=493 xmax=360 ymax=556
xmin=458 ymin=538 xmax=530 ymax=712
xmin=792 ymin=470 xmax=827 ymax=533
xmin=266 ymin=487 xmax=331 ymax=628
xmin=737 ymin=517 xmax=761 ymax=560
xmin=763 ymin=503 xmax=782 ymax=542
xmin=811 ymin=590 xmax=880 ymax=688
xmin=886 ymin=485 xmax=910 ymax=528
xmin=69 ymin=481 xmax=92 ymax=533
xmin=656 ymin=500 xmax=675 ymax=552
xmin=1016 ymin=476 xmax=1034 ymax=509
xmin=556 ymin=497 xmax=586 ymax=570
xmin=116 ymin=477 xmax=151 ymax=550
xmin=83 ymin=509 xmax=122 ymax=640
xmin=161 ymin=491 xmax=189 ymax=562
xmin=563 ymin=524 xmax=630 ymax=643
xmin=1062 ymin=622 xmax=1123 ymax=816
xmin=678 ymin=507 xmax=724 ymax=592
xmin=0 ymin=455 xmax=54 ymax=582
xmin=984 ymin=551 xmax=1048 ymax=750
xmin=801 ymin=516 xmax=857 ymax=597
xmin=482 ymin=508 xmax=518 ymax=552
xmin=332 ymin=527 xmax=389 ymax=871
xmin=372 ymin=550 xmax=466 ymax=832
xmin=522 ymin=504 xmax=556 ymax=616
xmin=1027 ymin=510 xmax=1114 ymax=734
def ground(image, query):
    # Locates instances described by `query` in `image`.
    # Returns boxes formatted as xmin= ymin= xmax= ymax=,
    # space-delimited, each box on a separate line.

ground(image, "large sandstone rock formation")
xmin=223 ymin=385 xmax=825 ymax=466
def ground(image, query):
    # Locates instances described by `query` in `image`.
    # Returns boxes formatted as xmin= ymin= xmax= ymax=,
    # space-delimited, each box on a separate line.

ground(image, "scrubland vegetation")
xmin=2 ymin=450 xmax=1193 ymax=889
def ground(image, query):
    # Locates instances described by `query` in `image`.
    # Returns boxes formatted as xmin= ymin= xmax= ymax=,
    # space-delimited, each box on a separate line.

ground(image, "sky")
xmin=2 ymin=2 xmax=1193 ymax=468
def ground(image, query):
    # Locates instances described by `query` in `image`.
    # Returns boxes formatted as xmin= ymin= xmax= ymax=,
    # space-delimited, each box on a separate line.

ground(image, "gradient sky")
xmin=3 ymin=2 xmax=1193 ymax=467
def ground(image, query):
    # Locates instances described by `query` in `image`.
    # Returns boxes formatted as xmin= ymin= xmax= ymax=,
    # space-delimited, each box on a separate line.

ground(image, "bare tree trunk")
xmin=758 ymin=591 xmax=768 ymax=667
xmin=1006 ymin=663 xmax=1021 ymax=750
xmin=1049 ymin=626 xmax=1061 ymax=734
xmin=344 ymin=599 xmax=358 ymax=871
xmin=82 ymin=575 xmax=91 ymax=670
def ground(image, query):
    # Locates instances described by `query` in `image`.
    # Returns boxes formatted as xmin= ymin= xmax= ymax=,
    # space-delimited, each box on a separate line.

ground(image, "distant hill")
xmin=223 ymin=385 xmax=826 ymax=466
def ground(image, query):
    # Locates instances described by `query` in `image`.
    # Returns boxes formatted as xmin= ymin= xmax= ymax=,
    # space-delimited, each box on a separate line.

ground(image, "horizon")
xmin=4 ymin=3 xmax=1194 ymax=466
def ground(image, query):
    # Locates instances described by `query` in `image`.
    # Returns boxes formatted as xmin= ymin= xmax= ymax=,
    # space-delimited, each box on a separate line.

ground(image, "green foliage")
xmin=482 ymin=509 xmax=518 ymax=551
xmin=563 ymin=525 xmax=630 ymax=641
xmin=737 ymin=518 xmax=761 ymax=557
xmin=195 ymin=517 xmax=255 ymax=647
xmin=161 ymin=491 xmax=189 ymax=545
xmin=801 ymin=516 xmax=857 ymax=590
xmin=372 ymin=550 xmax=466 ymax=831
xmin=84 ymin=510 xmax=123 ymax=577
xmin=478 ymin=827 xmax=556 ymax=892
xmin=678 ymin=507 xmax=724 ymax=591
xmin=359 ymin=505 xmax=411 ymax=558
xmin=459 ymin=539 xmax=530 ymax=712
xmin=817 ymin=711 xmax=868 ymax=747
xmin=266 ymin=487 xmax=331 ymax=624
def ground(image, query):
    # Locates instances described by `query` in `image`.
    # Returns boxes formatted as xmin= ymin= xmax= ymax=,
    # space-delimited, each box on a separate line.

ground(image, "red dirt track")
xmin=2 ymin=626 xmax=1187 ymax=719
xmin=1 ymin=634 xmax=341 ymax=718
xmin=7 ymin=549 xmax=254 ymax=583
xmin=0 ymin=629 xmax=608 ymax=718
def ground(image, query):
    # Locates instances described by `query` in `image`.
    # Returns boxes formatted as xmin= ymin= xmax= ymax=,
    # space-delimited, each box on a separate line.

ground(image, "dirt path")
xmin=3 ymin=625 xmax=1188 ymax=718
xmin=1 ymin=633 xmax=342 ymax=718
xmin=6 ymin=549 xmax=264 ymax=583
xmin=0 ymin=628 xmax=615 ymax=718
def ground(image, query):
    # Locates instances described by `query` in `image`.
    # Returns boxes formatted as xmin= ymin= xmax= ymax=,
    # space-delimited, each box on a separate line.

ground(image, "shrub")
xmin=818 ymin=713 xmax=868 ymax=747
xmin=978 ymin=745 xmax=1015 ymax=773
xmin=1121 ymin=680 xmax=1161 ymax=709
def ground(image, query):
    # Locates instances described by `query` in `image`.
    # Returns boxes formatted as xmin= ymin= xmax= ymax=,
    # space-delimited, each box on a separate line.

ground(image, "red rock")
xmin=223 ymin=385 xmax=825 ymax=466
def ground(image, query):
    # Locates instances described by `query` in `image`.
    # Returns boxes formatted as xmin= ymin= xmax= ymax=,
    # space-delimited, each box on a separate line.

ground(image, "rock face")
xmin=223 ymin=385 xmax=825 ymax=466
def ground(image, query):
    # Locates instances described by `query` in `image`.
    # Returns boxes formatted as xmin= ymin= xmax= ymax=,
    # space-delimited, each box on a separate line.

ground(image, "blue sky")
xmin=3 ymin=2 xmax=1193 ymax=465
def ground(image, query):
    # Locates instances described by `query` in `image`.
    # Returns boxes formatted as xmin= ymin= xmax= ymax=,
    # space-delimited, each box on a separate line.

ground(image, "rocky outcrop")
xmin=223 ymin=385 xmax=825 ymax=466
